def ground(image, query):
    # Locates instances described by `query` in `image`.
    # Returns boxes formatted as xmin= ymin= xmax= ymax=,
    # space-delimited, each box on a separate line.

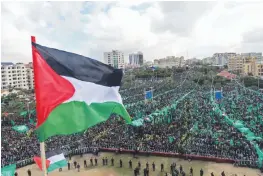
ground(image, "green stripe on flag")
xmin=48 ymin=160 xmax=67 ymax=173
xmin=1 ymin=164 xmax=16 ymax=176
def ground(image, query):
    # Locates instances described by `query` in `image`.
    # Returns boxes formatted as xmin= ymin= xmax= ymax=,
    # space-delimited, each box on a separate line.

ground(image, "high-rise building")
xmin=1 ymin=62 xmax=34 ymax=90
xmin=129 ymin=52 xmax=143 ymax=67
xmin=103 ymin=50 xmax=125 ymax=69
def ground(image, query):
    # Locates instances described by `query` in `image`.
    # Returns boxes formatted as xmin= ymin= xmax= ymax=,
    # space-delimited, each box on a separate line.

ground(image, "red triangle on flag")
xmin=33 ymin=156 xmax=50 ymax=170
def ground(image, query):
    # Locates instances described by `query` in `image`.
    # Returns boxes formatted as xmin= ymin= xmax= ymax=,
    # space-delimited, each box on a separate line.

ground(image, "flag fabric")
xmin=12 ymin=125 xmax=29 ymax=133
xmin=1 ymin=164 xmax=16 ymax=176
xmin=34 ymin=156 xmax=50 ymax=171
xmin=32 ymin=42 xmax=131 ymax=142
xmin=215 ymin=91 xmax=222 ymax=100
xmin=145 ymin=90 xmax=153 ymax=100
xmin=34 ymin=149 xmax=67 ymax=173
xmin=10 ymin=120 xmax=15 ymax=126
xmin=20 ymin=111 xmax=27 ymax=116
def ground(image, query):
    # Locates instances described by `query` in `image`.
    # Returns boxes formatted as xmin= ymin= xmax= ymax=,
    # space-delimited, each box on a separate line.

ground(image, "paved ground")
xmin=17 ymin=152 xmax=261 ymax=176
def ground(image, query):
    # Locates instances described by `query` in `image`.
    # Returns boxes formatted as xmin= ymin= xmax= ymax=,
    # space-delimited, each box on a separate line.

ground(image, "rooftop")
xmin=1 ymin=62 xmax=14 ymax=66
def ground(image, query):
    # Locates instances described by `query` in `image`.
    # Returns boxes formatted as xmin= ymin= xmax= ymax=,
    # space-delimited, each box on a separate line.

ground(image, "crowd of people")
xmin=1 ymin=71 xmax=263 ymax=175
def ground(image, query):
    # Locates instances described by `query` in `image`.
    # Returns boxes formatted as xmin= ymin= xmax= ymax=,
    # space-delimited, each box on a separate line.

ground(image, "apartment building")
xmin=103 ymin=50 xmax=125 ymax=69
xmin=25 ymin=62 xmax=34 ymax=90
xmin=228 ymin=55 xmax=244 ymax=73
xmin=1 ymin=62 xmax=34 ymax=90
xmin=243 ymin=58 xmax=263 ymax=77
xmin=129 ymin=51 xmax=143 ymax=67
xmin=255 ymin=62 xmax=263 ymax=77
xmin=243 ymin=57 xmax=257 ymax=75
xmin=154 ymin=56 xmax=184 ymax=68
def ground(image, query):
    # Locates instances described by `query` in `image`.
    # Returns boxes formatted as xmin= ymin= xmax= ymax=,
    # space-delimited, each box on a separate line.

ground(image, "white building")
xmin=103 ymin=50 xmax=125 ymax=69
xmin=25 ymin=63 xmax=34 ymax=90
xmin=154 ymin=56 xmax=184 ymax=68
xmin=1 ymin=62 xmax=34 ymax=90
xmin=128 ymin=51 xmax=143 ymax=67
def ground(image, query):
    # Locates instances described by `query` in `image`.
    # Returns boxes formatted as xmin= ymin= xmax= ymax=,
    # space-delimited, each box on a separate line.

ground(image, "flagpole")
xmin=31 ymin=36 xmax=48 ymax=176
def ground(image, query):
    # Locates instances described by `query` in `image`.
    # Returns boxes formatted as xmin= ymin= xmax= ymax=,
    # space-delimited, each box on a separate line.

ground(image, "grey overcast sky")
xmin=1 ymin=1 xmax=263 ymax=63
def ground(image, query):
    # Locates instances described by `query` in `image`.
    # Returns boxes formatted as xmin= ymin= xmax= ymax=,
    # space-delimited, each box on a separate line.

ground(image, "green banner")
xmin=12 ymin=125 xmax=29 ymax=133
xmin=1 ymin=164 xmax=16 ymax=176
xmin=20 ymin=111 xmax=27 ymax=116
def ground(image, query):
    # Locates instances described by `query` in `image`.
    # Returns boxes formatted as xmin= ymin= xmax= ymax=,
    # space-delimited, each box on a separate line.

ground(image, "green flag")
xmin=10 ymin=120 xmax=15 ymax=126
xmin=12 ymin=125 xmax=29 ymax=133
xmin=20 ymin=111 xmax=27 ymax=116
xmin=1 ymin=164 xmax=16 ymax=176
xmin=29 ymin=118 xmax=35 ymax=125
xmin=230 ymin=139 xmax=234 ymax=146
xmin=168 ymin=136 xmax=174 ymax=143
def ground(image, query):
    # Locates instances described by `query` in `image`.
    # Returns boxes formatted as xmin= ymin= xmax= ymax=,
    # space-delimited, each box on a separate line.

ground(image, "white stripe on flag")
xmin=47 ymin=153 xmax=65 ymax=164
xmin=62 ymin=76 xmax=123 ymax=105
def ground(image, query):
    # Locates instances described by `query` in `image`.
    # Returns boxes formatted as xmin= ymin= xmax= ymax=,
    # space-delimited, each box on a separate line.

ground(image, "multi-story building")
xmin=154 ymin=56 xmax=184 ymax=68
xmin=241 ymin=52 xmax=262 ymax=62
xmin=212 ymin=53 xmax=236 ymax=66
xmin=1 ymin=62 xmax=34 ymax=90
xmin=228 ymin=55 xmax=244 ymax=73
xmin=243 ymin=57 xmax=257 ymax=75
xmin=25 ymin=62 xmax=34 ymax=90
xmin=243 ymin=58 xmax=263 ymax=77
xmin=255 ymin=61 xmax=263 ymax=77
xmin=129 ymin=52 xmax=143 ymax=67
xmin=103 ymin=50 xmax=125 ymax=69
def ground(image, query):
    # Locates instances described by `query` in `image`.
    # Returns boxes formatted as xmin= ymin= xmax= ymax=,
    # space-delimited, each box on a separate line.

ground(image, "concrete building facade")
xmin=1 ymin=62 xmax=34 ymax=90
xmin=129 ymin=52 xmax=143 ymax=67
xmin=103 ymin=50 xmax=125 ymax=69
xmin=228 ymin=55 xmax=244 ymax=73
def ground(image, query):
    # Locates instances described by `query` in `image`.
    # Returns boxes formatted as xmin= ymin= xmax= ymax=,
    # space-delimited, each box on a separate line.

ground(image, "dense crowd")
xmin=1 ymin=73 xmax=263 ymax=174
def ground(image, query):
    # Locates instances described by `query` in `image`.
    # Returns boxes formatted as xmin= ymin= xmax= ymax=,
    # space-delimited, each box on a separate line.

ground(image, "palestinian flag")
xmin=32 ymin=41 xmax=131 ymax=142
xmin=34 ymin=149 xmax=67 ymax=172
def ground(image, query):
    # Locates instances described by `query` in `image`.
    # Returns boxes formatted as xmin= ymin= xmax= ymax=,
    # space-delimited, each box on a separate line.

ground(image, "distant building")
xmin=154 ymin=56 xmax=184 ymax=68
xmin=228 ymin=55 xmax=244 ymax=73
xmin=212 ymin=53 xmax=236 ymax=66
xmin=103 ymin=50 xmax=125 ymax=69
xmin=129 ymin=52 xmax=143 ymax=67
xmin=1 ymin=62 xmax=34 ymax=90
xmin=241 ymin=52 xmax=262 ymax=62
xmin=202 ymin=57 xmax=213 ymax=64
xmin=185 ymin=58 xmax=199 ymax=65
xmin=243 ymin=58 xmax=263 ymax=77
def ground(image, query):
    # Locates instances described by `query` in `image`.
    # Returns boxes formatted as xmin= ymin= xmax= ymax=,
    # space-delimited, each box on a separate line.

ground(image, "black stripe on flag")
xmin=46 ymin=149 xmax=63 ymax=158
xmin=32 ymin=42 xmax=123 ymax=87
